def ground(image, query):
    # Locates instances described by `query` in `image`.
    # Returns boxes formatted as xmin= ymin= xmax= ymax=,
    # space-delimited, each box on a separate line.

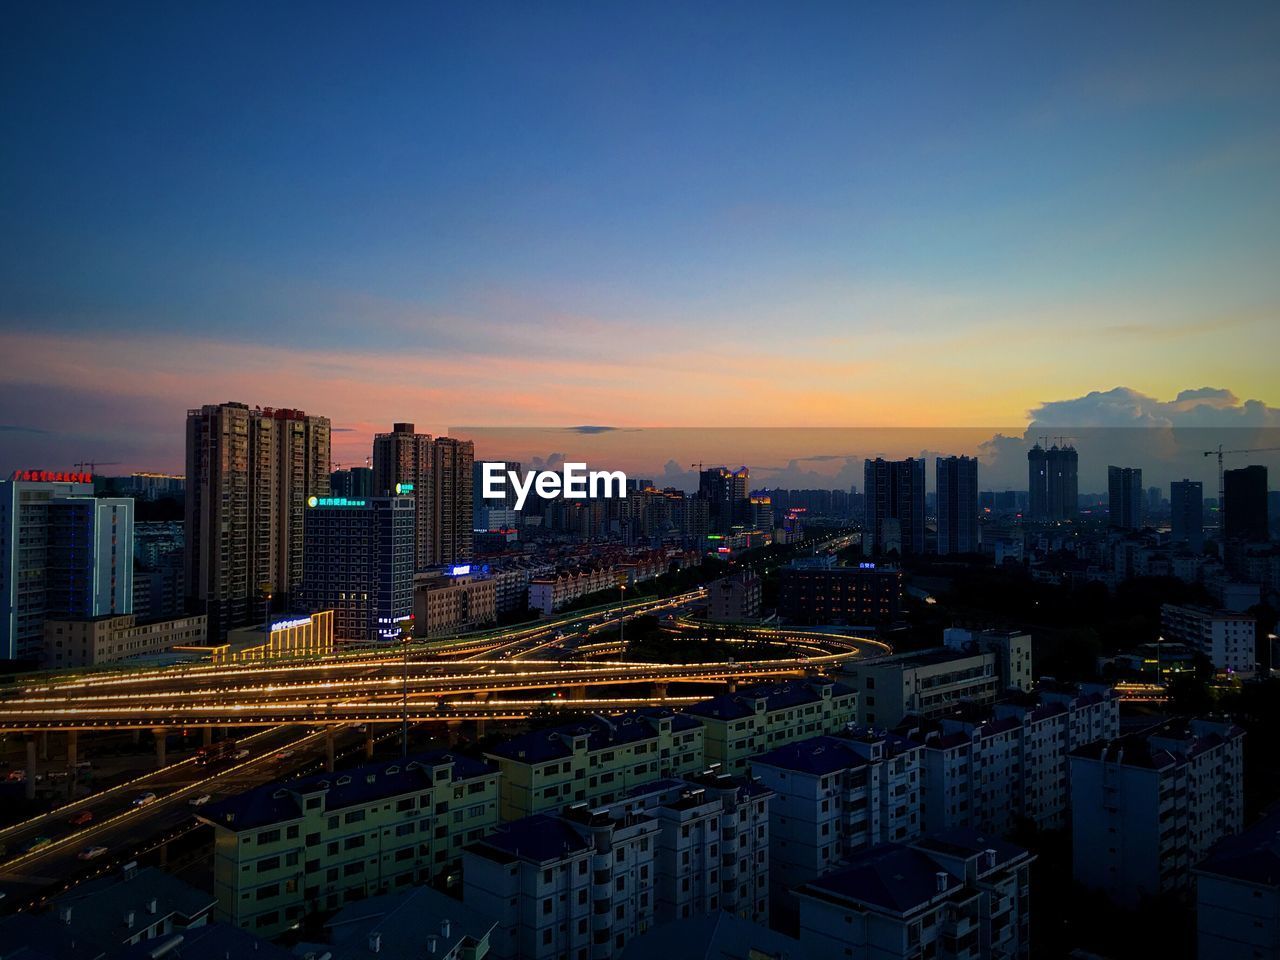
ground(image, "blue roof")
xmin=801 ymin=843 xmax=958 ymax=913
xmin=619 ymin=911 xmax=801 ymax=960
xmin=1197 ymin=805 xmax=1280 ymax=887
xmin=201 ymin=750 xmax=494 ymax=831
xmin=468 ymin=813 xmax=592 ymax=864
xmin=751 ymin=735 xmax=870 ymax=775
xmin=686 ymin=679 xmax=855 ymax=722
xmin=486 ymin=710 xmax=699 ymax=764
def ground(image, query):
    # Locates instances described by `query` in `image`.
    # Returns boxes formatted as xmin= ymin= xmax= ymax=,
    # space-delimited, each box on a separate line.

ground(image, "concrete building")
xmin=841 ymin=632 xmax=1032 ymax=729
xmin=41 ymin=612 xmax=207 ymax=668
xmin=1069 ymin=718 xmax=1245 ymax=907
xmin=199 ymin=609 xmax=335 ymax=664
xmin=707 ymin=571 xmax=762 ymax=623
xmin=1224 ymin=465 xmax=1269 ymax=543
xmin=1171 ymin=479 xmax=1205 ymax=553
xmin=199 ymin=750 xmax=499 ymax=936
xmin=485 ymin=710 xmax=706 ymax=820
xmin=619 ymin=913 xmax=801 ymax=960
xmin=1108 ymin=465 xmax=1144 ymax=530
xmin=415 ymin=567 xmax=498 ymax=636
xmin=185 ymin=403 xmax=331 ymax=641
xmin=1160 ymin=604 xmax=1256 ymax=675
xmin=936 ymin=456 xmax=979 ymax=556
xmin=795 ymin=831 xmax=1034 ymax=960
xmin=373 ymin=422 xmax=435 ymax=570
xmin=431 ymin=437 xmax=475 ymax=567
xmin=1027 ymin=442 xmax=1078 ymax=522
xmin=320 ymin=886 xmax=497 ymax=960
xmin=463 ymin=810 xmax=658 ymax=960
xmin=776 ymin=557 xmax=902 ymax=626
xmin=302 ymin=494 xmax=415 ymax=644
xmin=1194 ymin=805 xmax=1280 ymax=960
xmin=750 ymin=731 xmax=923 ymax=919
xmin=863 ymin=458 xmax=926 ymax=557
xmin=328 ymin=465 xmax=373 ymax=499
xmin=1 ymin=471 xmax=133 ymax=661
xmin=698 ymin=467 xmax=750 ymax=533
xmin=685 ymin=679 xmax=859 ymax=775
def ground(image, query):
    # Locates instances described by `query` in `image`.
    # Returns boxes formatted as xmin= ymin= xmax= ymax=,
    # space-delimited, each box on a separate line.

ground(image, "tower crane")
xmin=1202 ymin=445 xmax=1280 ymax=533
xmin=73 ymin=460 xmax=120 ymax=475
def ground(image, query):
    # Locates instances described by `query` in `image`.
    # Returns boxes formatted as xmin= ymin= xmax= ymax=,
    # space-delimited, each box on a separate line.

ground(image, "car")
xmin=233 ymin=749 xmax=251 ymax=759
xmin=274 ymin=749 xmax=294 ymax=761
xmin=77 ymin=845 xmax=109 ymax=860
xmin=188 ymin=794 xmax=212 ymax=807
xmin=23 ymin=836 xmax=52 ymax=853
xmin=69 ymin=810 xmax=94 ymax=826
xmin=132 ymin=792 xmax=158 ymax=807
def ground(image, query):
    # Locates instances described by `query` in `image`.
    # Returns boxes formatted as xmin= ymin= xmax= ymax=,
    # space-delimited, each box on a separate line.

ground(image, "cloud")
xmin=565 ymin=426 xmax=618 ymax=435
xmin=0 ymin=424 xmax=51 ymax=435
xmin=1027 ymin=386 xmax=1280 ymax=428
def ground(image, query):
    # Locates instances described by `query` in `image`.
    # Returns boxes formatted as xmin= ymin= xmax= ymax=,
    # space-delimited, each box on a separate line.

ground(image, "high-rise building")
xmin=185 ymin=403 xmax=331 ymax=641
xmin=1170 ymin=479 xmax=1204 ymax=552
xmin=430 ymin=436 xmax=474 ymax=566
xmin=863 ymin=458 xmax=925 ymax=556
xmin=1 ymin=471 xmax=134 ymax=660
xmin=302 ymin=494 xmax=415 ymax=643
xmin=1223 ymin=465 xmax=1269 ymax=542
xmin=1028 ymin=443 xmax=1078 ymax=521
xmin=936 ymin=455 xmax=978 ymax=555
xmin=698 ymin=466 xmax=750 ymax=532
xmin=372 ymin=422 xmax=434 ymax=569
xmin=328 ymin=466 xmax=372 ymax=498
xmin=1107 ymin=465 xmax=1144 ymax=530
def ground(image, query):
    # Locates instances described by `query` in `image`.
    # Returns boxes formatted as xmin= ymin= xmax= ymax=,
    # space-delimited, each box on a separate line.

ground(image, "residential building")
xmin=1028 ymin=442 xmax=1078 ymax=522
xmin=41 ymin=612 xmax=207 ymax=668
xmin=197 ymin=609 xmax=334 ymax=664
xmin=1224 ymin=465 xmax=1269 ymax=543
xmin=1160 ymin=604 xmax=1256 ymax=675
xmin=1171 ymin=479 xmax=1205 ymax=552
xmin=199 ymin=750 xmax=499 ymax=937
xmin=699 ymin=467 xmax=750 ymax=533
xmin=329 ymin=466 xmax=373 ymax=499
xmin=373 ymin=422 xmax=435 ymax=570
xmin=302 ymin=494 xmax=415 ymax=643
xmin=463 ymin=810 xmax=658 ymax=960
xmin=431 ymin=437 xmax=475 ymax=567
xmin=321 ymin=886 xmax=497 ymax=960
xmin=707 ymin=571 xmax=761 ymax=623
xmin=1 ymin=471 xmax=133 ymax=660
xmin=1108 ymin=465 xmax=1144 ymax=530
xmin=841 ymin=633 xmax=1032 ymax=729
xmin=936 ymin=456 xmax=979 ymax=555
xmin=619 ymin=913 xmax=801 ymax=960
xmin=795 ymin=831 xmax=1034 ymax=960
xmin=863 ymin=458 xmax=925 ymax=557
xmin=1069 ymin=718 xmax=1245 ymax=907
xmin=750 ymin=731 xmax=922 ymax=917
xmin=185 ymin=403 xmax=331 ymax=641
xmin=776 ymin=557 xmax=902 ymax=626
xmin=414 ymin=566 xmax=497 ymax=636
xmin=1194 ymin=805 xmax=1280 ymax=960
xmin=485 ymin=710 xmax=706 ymax=820
xmin=685 ymin=679 xmax=859 ymax=776
xmin=102 ymin=472 xmax=186 ymax=501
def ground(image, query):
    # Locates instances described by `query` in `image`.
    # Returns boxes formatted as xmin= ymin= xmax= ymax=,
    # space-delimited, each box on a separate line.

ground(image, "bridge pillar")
xmin=652 ymin=681 xmax=669 ymax=700
xmin=203 ymin=727 xmax=213 ymax=748
xmin=38 ymin=730 xmax=48 ymax=762
xmin=446 ymin=720 xmax=464 ymax=748
xmin=726 ymin=678 xmax=738 ymax=693
xmin=154 ymin=728 xmax=168 ymax=768
xmin=25 ymin=736 xmax=37 ymax=800
xmin=325 ymin=729 xmax=336 ymax=772
xmin=66 ymin=730 xmax=79 ymax=798
xmin=568 ymin=685 xmax=587 ymax=701
xmin=365 ymin=730 xmax=375 ymax=759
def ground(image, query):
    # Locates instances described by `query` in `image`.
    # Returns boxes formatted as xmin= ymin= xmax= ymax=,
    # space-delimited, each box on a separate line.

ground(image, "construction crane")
xmin=73 ymin=460 xmax=120 ymax=475
xmin=1202 ymin=445 xmax=1280 ymax=532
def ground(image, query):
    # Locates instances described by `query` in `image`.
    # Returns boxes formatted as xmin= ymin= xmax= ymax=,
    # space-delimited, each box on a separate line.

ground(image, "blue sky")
xmin=1 ymin=2 xmax=1278 ymax=472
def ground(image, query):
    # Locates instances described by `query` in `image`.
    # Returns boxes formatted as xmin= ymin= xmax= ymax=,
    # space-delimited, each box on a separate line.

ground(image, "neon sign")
xmin=11 ymin=470 xmax=93 ymax=483
xmin=271 ymin=616 xmax=312 ymax=632
xmin=395 ymin=482 xmax=414 ymax=493
xmin=449 ymin=564 xmax=471 ymax=576
xmin=308 ymin=496 xmax=367 ymax=508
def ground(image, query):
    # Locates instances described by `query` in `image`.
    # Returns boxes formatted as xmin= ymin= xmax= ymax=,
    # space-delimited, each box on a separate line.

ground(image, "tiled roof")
xmin=686 ymin=679 xmax=853 ymax=722
xmin=467 ymin=813 xmax=592 ymax=864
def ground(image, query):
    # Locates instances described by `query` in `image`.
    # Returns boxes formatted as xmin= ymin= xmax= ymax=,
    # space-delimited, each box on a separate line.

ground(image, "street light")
xmin=399 ymin=617 xmax=414 ymax=757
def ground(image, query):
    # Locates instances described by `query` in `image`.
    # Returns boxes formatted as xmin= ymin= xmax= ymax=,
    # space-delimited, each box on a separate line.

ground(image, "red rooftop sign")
xmin=10 ymin=470 xmax=94 ymax=483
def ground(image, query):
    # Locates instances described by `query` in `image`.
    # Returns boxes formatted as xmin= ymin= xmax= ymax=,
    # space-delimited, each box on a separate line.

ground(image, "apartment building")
xmin=1160 ymin=603 xmax=1257 ymax=675
xmin=463 ymin=810 xmax=659 ymax=960
xmin=619 ymin=773 xmax=773 ymax=924
xmin=1070 ymin=718 xmax=1245 ymax=907
xmin=415 ymin=568 xmax=498 ymax=636
xmin=750 ymin=731 xmax=922 ymax=920
xmin=1195 ymin=805 xmax=1280 ymax=960
xmin=200 ymin=751 xmax=499 ymax=936
xmin=685 ymin=679 xmax=859 ymax=775
xmin=707 ymin=571 xmax=762 ymax=623
xmin=795 ymin=831 xmax=1034 ymax=960
xmin=41 ymin=612 xmax=207 ymax=668
xmin=485 ymin=710 xmax=706 ymax=820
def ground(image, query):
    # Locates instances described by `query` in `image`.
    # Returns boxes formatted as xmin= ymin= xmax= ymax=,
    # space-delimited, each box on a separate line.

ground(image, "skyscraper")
xmin=430 ymin=436 xmax=474 ymax=566
xmin=1223 ymin=465 xmax=1269 ymax=542
xmin=373 ymin=423 xmax=434 ymax=570
xmin=936 ymin=456 xmax=979 ymax=555
xmin=1 ymin=471 xmax=134 ymax=661
xmin=330 ymin=466 xmax=373 ymax=498
xmin=863 ymin=458 xmax=925 ymax=556
xmin=1170 ymin=479 xmax=1204 ymax=552
xmin=1027 ymin=443 xmax=1078 ymax=521
xmin=698 ymin=466 xmax=750 ymax=532
xmin=302 ymin=494 xmax=415 ymax=643
xmin=185 ymin=403 xmax=331 ymax=641
xmin=1107 ymin=466 xmax=1144 ymax=530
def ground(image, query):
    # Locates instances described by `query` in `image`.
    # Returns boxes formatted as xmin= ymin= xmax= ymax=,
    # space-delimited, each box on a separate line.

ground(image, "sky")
xmin=2 ymin=1 xmax=1279 ymax=475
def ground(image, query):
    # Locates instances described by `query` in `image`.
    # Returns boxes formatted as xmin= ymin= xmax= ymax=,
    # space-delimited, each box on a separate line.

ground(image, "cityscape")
xmin=3 ymin=5 xmax=1280 ymax=960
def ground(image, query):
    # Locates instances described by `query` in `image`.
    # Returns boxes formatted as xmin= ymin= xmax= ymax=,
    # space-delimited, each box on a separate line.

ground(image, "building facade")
xmin=414 ymin=567 xmax=498 ymax=636
xmin=42 ymin=612 xmax=207 ymax=668
xmin=707 ymin=571 xmax=762 ymax=623
xmin=863 ymin=458 xmax=925 ymax=557
xmin=1223 ymin=465 xmax=1269 ymax=543
xmin=776 ymin=558 xmax=902 ymax=625
xmin=936 ymin=456 xmax=979 ymax=555
xmin=1108 ymin=465 xmax=1144 ymax=530
xmin=1194 ymin=805 xmax=1280 ymax=960
xmin=1170 ymin=479 xmax=1205 ymax=552
xmin=1160 ymin=604 xmax=1256 ymax=675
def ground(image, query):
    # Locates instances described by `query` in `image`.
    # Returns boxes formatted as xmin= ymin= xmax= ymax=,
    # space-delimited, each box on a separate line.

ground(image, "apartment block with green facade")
xmin=199 ymin=750 xmax=498 ymax=936
xmin=685 ymin=678 xmax=859 ymax=774
xmin=484 ymin=708 xmax=705 ymax=820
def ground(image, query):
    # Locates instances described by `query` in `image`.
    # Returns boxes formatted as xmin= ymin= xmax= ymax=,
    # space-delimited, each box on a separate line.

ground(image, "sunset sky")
xmin=2 ymin=2 xmax=1278 ymax=476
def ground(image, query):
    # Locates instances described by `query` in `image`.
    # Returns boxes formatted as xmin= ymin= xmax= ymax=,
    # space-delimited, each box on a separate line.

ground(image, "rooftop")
xmin=466 ymin=813 xmax=592 ymax=865
xmin=1196 ymin=805 xmax=1280 ymax=888
xmin=685 ymin=679 xmax=854 ymax=722
xmin=799 ymin=843 xmax=960 ymax=914
xmin=618 ymin=911 xmax=802 ymax=960
xmin=485 ymin=709 xmax=700 ymax=764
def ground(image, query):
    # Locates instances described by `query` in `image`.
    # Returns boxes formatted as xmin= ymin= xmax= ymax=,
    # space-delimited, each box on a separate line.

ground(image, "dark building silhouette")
xmin=1223 ymin=465 xmax=1269 ymax=542
xmin=936 ymin=456 xmax=978 ymax=555
xmin=698 ymin=466 xmax=750 ymax=532
xmin=863 ymin=458 xmax=925 ymax=556
xmin=1170 ymin=479 xmax=1204 ymax=552
xmin=1028 ymin=442 xmax=1078 ymax=521
xmin=1108 ymin=466 xmax=1144 ymax=530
